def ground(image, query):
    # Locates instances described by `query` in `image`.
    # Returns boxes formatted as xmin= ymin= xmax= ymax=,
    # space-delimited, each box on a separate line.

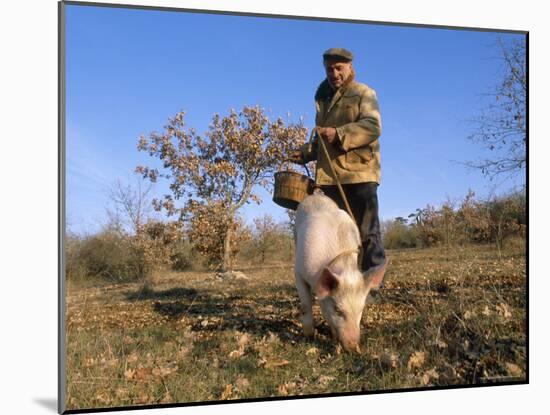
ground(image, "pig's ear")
xmin=363 ymin=259 xmax=388 ymax=290
xmin=316 ymin=267 xmax=341 ymax=299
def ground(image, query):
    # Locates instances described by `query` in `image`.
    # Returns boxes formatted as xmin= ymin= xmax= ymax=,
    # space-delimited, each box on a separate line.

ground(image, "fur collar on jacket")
xmin=314 ymin=79 xmax=334 ymax=101
xmin=314 ymin=73 xmax=356 ymax=101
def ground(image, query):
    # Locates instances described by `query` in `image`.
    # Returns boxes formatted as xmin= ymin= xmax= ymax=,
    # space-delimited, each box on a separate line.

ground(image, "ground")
xmin=65 ymin=243 xmax=526 ymax=411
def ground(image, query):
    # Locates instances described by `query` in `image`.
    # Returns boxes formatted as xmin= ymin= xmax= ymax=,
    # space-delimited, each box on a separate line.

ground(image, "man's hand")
xmin=316 ymin=127 xmax=338 ymax=145
xmin=289 ymin=149 xmax=305 ymax=165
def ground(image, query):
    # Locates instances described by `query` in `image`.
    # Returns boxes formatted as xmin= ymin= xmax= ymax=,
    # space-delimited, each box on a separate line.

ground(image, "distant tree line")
xmin=65 ymin=208 xmax=294 ymax=284
xmin=381 ymin=189 xmax=526 ymax=256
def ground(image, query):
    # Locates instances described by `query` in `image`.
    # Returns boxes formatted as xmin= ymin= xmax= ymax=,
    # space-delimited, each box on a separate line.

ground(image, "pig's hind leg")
xmin=295 ymin=276 xmax=315 ymax=338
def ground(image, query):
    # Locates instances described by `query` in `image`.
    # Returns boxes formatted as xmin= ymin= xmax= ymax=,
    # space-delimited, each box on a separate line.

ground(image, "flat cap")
xmin=322 ymin=47 xmax=353 ymax=62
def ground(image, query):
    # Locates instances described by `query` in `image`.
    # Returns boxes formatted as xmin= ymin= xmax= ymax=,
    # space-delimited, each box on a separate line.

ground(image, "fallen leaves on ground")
xmin=318 ymin=375 xmax=335 ymax=386
xmin=496 ymin=303 xmax=513 ymax=319
xmin=379 ymin=350 xmax=400 ymax=369
xmin=65 ymin=245 xmax=526 ymax=409
xmin=421 ymin=368 xmax=439 ymax=385
xmin=229 ymin=332 xmax=250 ymax=359
xmin=265 ymin=359 xmax=290 ymax=369
xmin=235 ymin=376 xmax=250 ymax=391
xmin=505 ymin=362 xmax=523 ymax=377
xmin=278 ymin=381 xmax=298 ymax=396
xmin=407 ymin=351 xmax=426 ymax=371
xmin=152 ymin=364 xmax=178 ymax=377
xmin=220 ymin=384 xmax=233 ymax=400
xmin=306 ymin=347 xmax=319 ymax=356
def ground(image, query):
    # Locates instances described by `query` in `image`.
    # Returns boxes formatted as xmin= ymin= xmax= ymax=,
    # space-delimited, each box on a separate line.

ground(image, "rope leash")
xmin=326 ymin=248 xmax=360 ymax=269
xmin=313 ymin=127 xmax=364 ymax=268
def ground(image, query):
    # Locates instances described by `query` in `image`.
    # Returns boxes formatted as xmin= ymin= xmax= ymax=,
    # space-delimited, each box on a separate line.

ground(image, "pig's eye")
xmin=333 ymin=304 xmax=346 ymax=319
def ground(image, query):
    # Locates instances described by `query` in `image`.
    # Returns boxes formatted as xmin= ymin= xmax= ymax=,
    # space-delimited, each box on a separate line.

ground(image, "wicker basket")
xmin=273 ymin=171 xmax=314 ymax=210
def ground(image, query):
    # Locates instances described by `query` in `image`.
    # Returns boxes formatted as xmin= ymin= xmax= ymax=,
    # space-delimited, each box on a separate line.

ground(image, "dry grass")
xmin=65 ymin=243 xmax=526 ymax=411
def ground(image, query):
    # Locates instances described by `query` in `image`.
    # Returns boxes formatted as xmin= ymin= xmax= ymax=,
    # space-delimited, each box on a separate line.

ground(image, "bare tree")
xmin=106 ymin=177 xmax=153 ymax=234
xmin=466 ymin=38 xmax=526 ymax=180
xmin=252 ymin=214 xmax=279 ymax=264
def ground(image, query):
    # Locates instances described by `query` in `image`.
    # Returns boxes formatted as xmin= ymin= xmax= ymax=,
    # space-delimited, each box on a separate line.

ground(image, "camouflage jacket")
xmin=301 ymin=79 xmax=382 ymax=185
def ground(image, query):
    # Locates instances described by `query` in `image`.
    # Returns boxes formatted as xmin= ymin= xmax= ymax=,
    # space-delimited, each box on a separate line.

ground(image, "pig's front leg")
xmin=295 ymin=276 xmax=315 ymax=338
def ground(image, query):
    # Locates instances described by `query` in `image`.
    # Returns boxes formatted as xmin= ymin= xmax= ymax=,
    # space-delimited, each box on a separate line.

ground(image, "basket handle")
xmin=278 ymin=127 xmax=317 ymax=176
xmin=280 ymin=158 xmax=312 ymax=178
xmin=296 ymin=127 xmax=318 ymax=177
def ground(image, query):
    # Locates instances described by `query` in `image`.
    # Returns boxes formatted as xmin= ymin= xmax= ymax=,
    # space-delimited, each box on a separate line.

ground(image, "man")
xmin=291 ymin=47 xmax=386 ymax=276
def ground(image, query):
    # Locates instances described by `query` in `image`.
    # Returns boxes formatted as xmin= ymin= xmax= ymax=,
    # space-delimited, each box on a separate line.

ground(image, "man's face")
xmin=324 ymin=59 xmax=353 ymax=90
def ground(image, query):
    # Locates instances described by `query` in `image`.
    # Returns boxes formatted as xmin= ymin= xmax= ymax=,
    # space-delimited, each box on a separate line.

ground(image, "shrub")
xmin=66 ymin=220 xmax=183 ymax=283
xmin=73 ymin=229 xmax=135 ymax=282
xmin=382 ymin=219 xmax=419 ymax=249
xmin=130 ymin=220 xmax=182 ymax=280
xmin=66 ymin=234 xmax=87 ymax=281
xmin=170 ymin=240 xmax=197 ymax=271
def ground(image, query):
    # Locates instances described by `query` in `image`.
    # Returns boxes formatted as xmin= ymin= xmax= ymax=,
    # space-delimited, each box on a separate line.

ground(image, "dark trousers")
xmin=320 ymin=182 xmax=386 ymax=272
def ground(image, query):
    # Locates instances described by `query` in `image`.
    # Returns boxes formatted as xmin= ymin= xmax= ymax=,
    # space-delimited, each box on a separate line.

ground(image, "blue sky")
xmin=65 ymin=4 xmax=526 ymax=235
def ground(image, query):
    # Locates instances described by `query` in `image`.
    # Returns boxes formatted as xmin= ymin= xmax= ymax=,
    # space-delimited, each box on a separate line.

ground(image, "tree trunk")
xmin=496 ymin=220 xmax=503 ymax=260
xmin=221 ymin=224 xmax=232 ymax=272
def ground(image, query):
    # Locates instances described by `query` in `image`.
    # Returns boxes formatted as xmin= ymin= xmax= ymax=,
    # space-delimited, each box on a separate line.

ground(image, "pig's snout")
xmin=339 ymin=332 xmax=361 ymax=353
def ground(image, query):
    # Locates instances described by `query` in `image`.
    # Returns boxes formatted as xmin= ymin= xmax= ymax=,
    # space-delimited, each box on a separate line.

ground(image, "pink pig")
xmin=294 ymin=191 xmax=387 ymax=352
